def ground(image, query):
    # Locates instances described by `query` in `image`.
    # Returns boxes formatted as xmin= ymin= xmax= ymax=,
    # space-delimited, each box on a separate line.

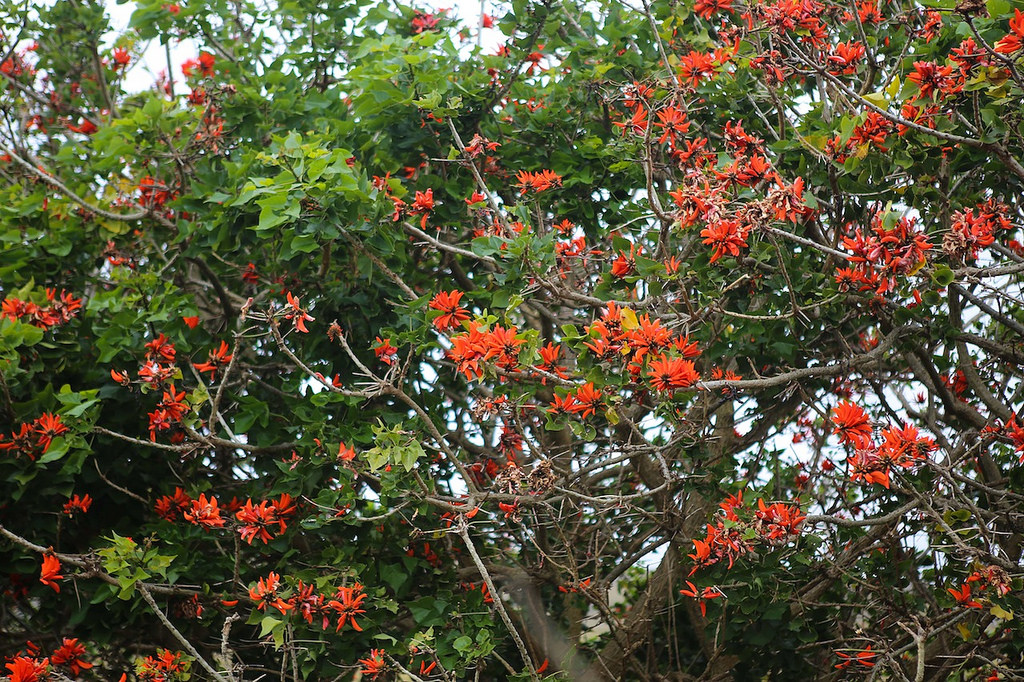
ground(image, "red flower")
xmin=701 ymin=220 xmax=749 ymax=263
xmin=679 ymin=581 xmax=723 ymax=616
xmin=648 ymin=355 xmax=699 ymax=391
xmin=338 ymin=441 xmax=357 ymax=461
xmin=50 ymin=638 xmax=92 ymax=675
xmin=948 ymin=583 xmax=983 ymax=609
xmin=235 ymin=499 xmax=280 ymax=544
xmin=62 ymin=493 xmax=92 ymax=517
xmin=5 ymin=656 xmax=49 ymax=682
xmin=328 ymin=582 xmax=368 ymax=631
xmin=515 ymin=169 xmax=562 ymax=194
xmin=198 ymin=51 xmax=216 ymax=76
xmin=568 ymin=382 xmax=604 ymax=419
xmin=835 ymin=645 xmax=878 ymax=669
xmin=358 ymin=649 xmax=386 ymax=679
xmin=373 ymin=336 xmax=398 ymax=365
xmin=482 ymin=324 xmax=525 ymax=370
xmin=249 ymin=571 xmax=292 ymax=613
xmin=155 ymin=487 xmax=192 ymax=521
xmin=693 ymin=0 xmax=732 ymax=19
xmin=33 ymin=413 xmax=68 ymax=453
xmin=67 ymin=119 xmax=98 ymax=135
xmin=193 ymin=340 xmax=233 ymax=380
xmin=112 ymin=47 xmax=130 ymax=68
xmin=184 ymin=493 xmax=225 ymax=530
xmin=995 ymin=10 xmax=1024 ymax=54
xmin=283 ymin=292 xmax=315 ymax=333
xmin=429 ymin=290 xmax=470 ymax=331
xmin=832 ymin=401 xmax=872 ymax=447
xmin=409 ymin=188 xmax=435 ymax=228
xmin=145 ymin=333 xmax=177 ymax=363
xmin=40 ymin=554 xmax=63 ymax=592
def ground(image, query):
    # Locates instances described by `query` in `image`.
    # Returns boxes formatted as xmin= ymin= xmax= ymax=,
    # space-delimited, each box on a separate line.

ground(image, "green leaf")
xmin=931 ymin=265 xmax=955 ymax=287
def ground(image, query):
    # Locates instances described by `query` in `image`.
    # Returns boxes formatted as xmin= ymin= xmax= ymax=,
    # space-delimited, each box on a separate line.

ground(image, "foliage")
xmin=2 ymin=0 xmax=1024 ymax=679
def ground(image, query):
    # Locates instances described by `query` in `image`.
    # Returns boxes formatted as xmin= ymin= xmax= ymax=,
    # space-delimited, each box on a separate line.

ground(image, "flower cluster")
xmin=0 ymin=413 xmax=68 ymax=461
xmin=0 ymin=288 xmax=81 ymax=330
xmin=942 ymin=200 xmax=1010 ymax=262
xmin=688 ymin=492 xmax=804 ymax=574
xmin=831 ymin=401 xmax=936 ymax=488
xmin=836 ymin=212 xmax=932 ymax=296
xmin=249 ymin=572 xmax=370 ymax=631
xmin=137 ymin=649 xmax=189 ymax=682
xmin=445 ymin=322 xmax=527 ymax=380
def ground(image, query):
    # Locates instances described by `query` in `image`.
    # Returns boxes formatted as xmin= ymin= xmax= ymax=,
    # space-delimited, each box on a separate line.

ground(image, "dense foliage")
xmin=2 ymin=0 xmax=1024 ymax=679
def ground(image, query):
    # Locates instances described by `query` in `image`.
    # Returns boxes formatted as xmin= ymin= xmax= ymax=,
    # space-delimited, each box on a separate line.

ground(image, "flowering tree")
xmin=2 ymin=0 xmax=1024 ymax=679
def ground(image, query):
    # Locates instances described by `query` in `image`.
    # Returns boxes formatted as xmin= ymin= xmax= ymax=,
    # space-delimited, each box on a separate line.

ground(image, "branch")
xmin=456 ymin=516 xmax=541 ymax=681
xmin=138 ymin=582 xmax=230 ymax=682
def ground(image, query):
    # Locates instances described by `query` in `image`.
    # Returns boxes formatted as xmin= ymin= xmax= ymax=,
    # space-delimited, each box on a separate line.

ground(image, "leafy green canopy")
xmin=1 ymin=0 xmax=1024 ymax=680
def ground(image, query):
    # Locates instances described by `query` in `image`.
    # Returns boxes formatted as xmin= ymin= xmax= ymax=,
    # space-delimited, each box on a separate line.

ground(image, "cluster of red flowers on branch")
xmin=0 ymin=289 xmax=81 ymax=329
xmin=249 ymin=572 xmax=370 ymax=632
xmin=831 ymin=401 xmax=936 ymax=488
xmin=155 ymin=489 xmax=297 ymax=542
xmin=836 ymin=212 xmax=932 ymax=296
xmin=514 ymin=169 xmax=562 ymax=194
xmin=445 ymin=320 xmax=527 ymax=380
xmin=0 ymin=413 xmax=68 ymax=460
xmin=181 ymin=52 xmax=216 ymax=78
xmin=137 ymin=649 xmax=189 ymax=681
xmin=689 ymin=492 xmax=805 ymax=574
xmin=2 ymin=638 xmax=92 ymax=682
xmin=942 ymin=199 xmax=1010 ymax=262
xmin=585 ymin=302 xmax=701 ymax=384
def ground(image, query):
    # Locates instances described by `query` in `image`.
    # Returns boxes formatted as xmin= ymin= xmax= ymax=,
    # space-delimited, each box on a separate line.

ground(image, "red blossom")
xmin=39 ymin=554 xmax=63 ymax=592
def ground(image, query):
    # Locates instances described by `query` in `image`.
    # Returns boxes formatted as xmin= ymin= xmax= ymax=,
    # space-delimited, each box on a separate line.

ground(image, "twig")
xmin=138 ymin=582 xmax=230 ymax=682
xmin=456 ymin=516 xmax=541 ymax=682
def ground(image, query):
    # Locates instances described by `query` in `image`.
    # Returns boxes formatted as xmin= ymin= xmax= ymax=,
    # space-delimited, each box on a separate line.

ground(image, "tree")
xmin=1 ymin=0 xmax=1023 ymax=679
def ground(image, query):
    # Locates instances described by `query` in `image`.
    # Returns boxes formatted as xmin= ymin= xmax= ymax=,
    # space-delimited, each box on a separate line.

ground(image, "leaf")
xmin=931 ymin=265 xmax=955 ymax=287
xmin=990 ymin=605 xmax=1014 ymax=621
xmin=885 ymin=76 xmax=901 ymax=99
xmin=260 ymin=615 xmax=282 ymax=636
xmin=620 ymin=308 xmax=639 ymax=331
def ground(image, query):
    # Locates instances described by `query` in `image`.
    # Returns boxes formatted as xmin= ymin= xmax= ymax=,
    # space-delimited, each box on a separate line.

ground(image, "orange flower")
xmin=184 ymin=493 xmax=225 ymax=530
xmin=832 ymin=401 xmax=872 ymax=447
xmin=358 ymin=649 xmax=386 ymax=679
xmin=193 ymin=340 xmax=233 ymax=380
xmin=40 ymin=554 xmax=63 ymax=592
xmin=283 ymin=292 xmax=314 ymax=333
xmin=429 ymin=290 xmax=470 ymax=331
xmin=648 ymin=355 xmax=699 ymax=391
xmin=328 ymin=582 xmax=368 ymax=631
xmin=249 ymin=571 xmax=292 ymax=613
xmin=568 ymin=382 xmax=603 ymax=419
